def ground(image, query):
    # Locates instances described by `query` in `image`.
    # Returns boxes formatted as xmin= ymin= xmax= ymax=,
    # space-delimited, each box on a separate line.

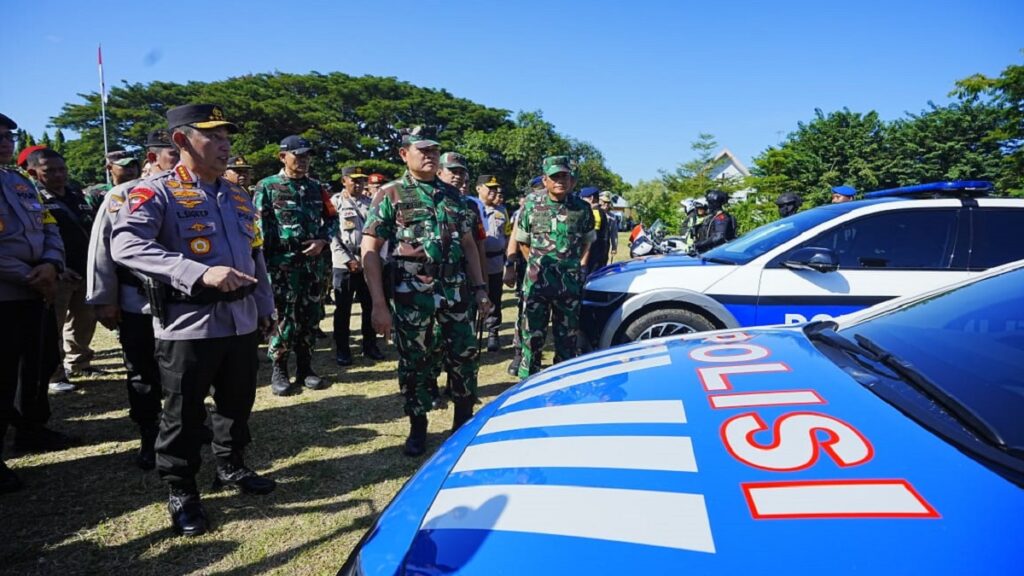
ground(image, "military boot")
xmin=403 ymin=415 xmax=428 ymax=457
xmin=452 ymin=398 xmax=475 ymax=433
xmin=295 ymin=347 xmax=326 ymax=390
xmin=270 ymin=359 xmax=296 ymax=396
xmin=486 ymin=334 xmax=500 ymax=352
xmin=168 ymin=481 xmax=208 ymax=537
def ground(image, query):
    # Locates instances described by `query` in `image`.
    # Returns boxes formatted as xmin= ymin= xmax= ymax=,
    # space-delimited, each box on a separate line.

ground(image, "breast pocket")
xmin=19 ymin=199 xmax=45 ymax=230
xmin=396 ymin=205 xmax=433 ymax=242
xmin=177 ymin=220 xmax=219 ymax=259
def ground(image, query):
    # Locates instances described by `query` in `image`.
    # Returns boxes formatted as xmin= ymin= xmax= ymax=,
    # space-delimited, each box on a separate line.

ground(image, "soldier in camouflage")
xmin=516 ymin=156 xmax=595 ymax=379
xmin=361 ymin=127 xmax=491 ymax=457
xmin=253 ymin=135 xmax=336 ymax=396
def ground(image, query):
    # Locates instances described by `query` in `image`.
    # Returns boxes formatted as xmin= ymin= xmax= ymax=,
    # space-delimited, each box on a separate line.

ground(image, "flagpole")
xmin=98 ymin=44 xmax=110 ymax=185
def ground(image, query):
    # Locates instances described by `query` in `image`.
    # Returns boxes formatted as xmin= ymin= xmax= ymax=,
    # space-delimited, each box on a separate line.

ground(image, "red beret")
xmin=17 ymin=145 xmax=47 ymax=168
xmin=368 ymin=173 xmax=386 ymax=184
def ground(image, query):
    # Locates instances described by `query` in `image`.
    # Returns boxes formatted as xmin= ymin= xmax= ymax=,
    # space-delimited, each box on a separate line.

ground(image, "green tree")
xmin=53 ymin=129 xmax=66 ymax=155
xmin=50 ymin=73 xmax=623 ymax=190
xmin=750 ymin=108 xmax=888 ymax=206
xmin=661 ymin=133 xmax=729 ymax=199
xmin=953 ymin=53 xmax=1024 ymax=195
xmin=624 ymin=179 xmax=677 ymax=229
xmin=882 ymin=100 xmax=1005 ymax=186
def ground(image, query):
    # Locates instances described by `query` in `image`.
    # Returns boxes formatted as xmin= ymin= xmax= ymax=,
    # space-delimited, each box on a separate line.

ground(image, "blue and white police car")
xmin=341 ymin=259 xmax=1023 ymax=575
xmin=582 ymin=181 xmax=1024 ymax=350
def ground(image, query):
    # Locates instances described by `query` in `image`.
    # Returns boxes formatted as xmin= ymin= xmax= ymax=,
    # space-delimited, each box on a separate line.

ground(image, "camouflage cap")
xmin=599 ymin=191 xmax=613 ymax=202
xmin=227 ymin=155 xmax=252 ymax=169
xmin=440 ymin=152 xmax=468 ymax=171
xmin=400 ymin=125 xmax=440 ymax=149
xmin=106 ymin=150 xmax=138 ymax=166
xmin=542 ymin=155 xmax=574 ymax=176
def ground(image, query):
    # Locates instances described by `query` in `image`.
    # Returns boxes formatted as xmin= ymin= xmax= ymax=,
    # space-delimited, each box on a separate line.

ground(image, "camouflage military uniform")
xmin=253 ymin=170 xmax=336 ymax=361
xmin=363 ymin=172 xmax=478 ymax=416
xmin=516 ymin=192 xmax=595 ymax=378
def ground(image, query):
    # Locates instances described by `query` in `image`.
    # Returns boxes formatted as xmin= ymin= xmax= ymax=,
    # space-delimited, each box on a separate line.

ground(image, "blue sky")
xmin=3 ymin=0 xmax=1022 ymax=183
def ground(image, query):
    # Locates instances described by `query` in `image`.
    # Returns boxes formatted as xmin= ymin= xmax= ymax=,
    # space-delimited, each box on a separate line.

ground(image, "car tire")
xmin=622 ymin=307 xmax=716 ymax=342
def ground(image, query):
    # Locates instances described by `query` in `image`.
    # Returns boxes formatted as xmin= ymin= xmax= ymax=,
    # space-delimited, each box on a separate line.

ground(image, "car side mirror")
xmin=782 ymin=247 xmax=839 ymax=273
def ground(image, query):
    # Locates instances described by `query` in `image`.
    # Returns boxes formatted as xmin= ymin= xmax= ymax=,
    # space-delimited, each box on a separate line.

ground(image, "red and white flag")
xmin=97 ymin=44 xmax=107 ymax=104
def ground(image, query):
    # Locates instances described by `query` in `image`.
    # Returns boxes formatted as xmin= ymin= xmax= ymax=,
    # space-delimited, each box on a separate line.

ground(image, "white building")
xmin=708 ymin=148 xmax=755 ymax=202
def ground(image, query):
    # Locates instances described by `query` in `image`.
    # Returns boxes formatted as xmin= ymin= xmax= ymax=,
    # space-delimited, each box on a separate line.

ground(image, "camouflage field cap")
xmin=227 ymin=155 xmax=252 ymax=169
xmin=440 ymin=152 xmax=468 ymax=171
xmin=599 ymin=191 xmax=612 ymax=202
xmin=166 ymin=104 xmax=238 ymax=133
xmin=401 ymin=125 xmax=440 ymax=149
xmin=542 ymin=155 xmax=574 ymax=176
xmin=106 ymin=150 xmax=138 ymax=166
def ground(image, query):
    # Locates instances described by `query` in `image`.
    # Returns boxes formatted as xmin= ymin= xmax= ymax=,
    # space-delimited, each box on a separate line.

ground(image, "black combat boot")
xmin=295 ymin=347 xmax=326 ymax=390
xmin=168 ymin=481 xmax=208 ymax=536
xmin=213 ymin=460 xmax=277 ymax=495
xmin=135 ymin=426 xmax=158 ymax=471
xmin=403 ymin=415 xmax=428 ymax=457
xmin=452 ymin=398 xmax=475 ymax=432
xmin=486 ymin=334 xmax=500 ymax=352
xmin=270 ymin=358 xmax=296 ymax=396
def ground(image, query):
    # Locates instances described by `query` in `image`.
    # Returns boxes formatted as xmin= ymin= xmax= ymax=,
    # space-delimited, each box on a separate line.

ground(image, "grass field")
xmin=1 ymin=238 xmax=630 ymax=575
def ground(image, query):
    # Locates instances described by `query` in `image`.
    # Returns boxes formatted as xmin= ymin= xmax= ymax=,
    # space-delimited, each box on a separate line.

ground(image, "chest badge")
xmin=189 ymin=237 xmax=212 ymax=255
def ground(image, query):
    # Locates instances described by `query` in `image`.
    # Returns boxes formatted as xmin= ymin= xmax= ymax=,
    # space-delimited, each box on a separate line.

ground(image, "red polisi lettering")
xmin=721 ymin=411 xmax=874 ymax=472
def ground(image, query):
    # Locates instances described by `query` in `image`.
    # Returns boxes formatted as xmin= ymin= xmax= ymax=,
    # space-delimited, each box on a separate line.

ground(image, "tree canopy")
xmin=43 ymin=71 xmax=623 ymax=192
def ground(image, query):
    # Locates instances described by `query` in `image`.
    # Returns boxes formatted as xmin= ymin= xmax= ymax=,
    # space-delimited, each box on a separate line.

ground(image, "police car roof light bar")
xmin=863 ymin=180 xmax=994 ymax=199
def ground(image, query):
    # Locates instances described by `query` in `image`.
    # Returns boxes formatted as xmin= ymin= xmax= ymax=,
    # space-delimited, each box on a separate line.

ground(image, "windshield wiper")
xmin=804 ymin=321 xmax=1007 ymax=449
xmin=851 ymin=334 xmax=1006 ymax=450
xmin=700 ymin=256 xmax=736 ymax=265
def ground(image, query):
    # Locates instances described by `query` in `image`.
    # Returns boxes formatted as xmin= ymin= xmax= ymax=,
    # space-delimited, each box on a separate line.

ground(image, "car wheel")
xmin=622 ymin=307 xmax=716 ymax=342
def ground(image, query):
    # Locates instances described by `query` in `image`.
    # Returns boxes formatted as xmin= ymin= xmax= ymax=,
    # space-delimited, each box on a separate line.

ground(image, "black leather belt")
xmin=167 ymin=284 xmax=256 ymax=304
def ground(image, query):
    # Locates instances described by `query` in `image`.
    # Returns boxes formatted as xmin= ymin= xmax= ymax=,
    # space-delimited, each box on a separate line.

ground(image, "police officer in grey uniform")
xmin=111 ymin=104 xmax=277 ymax=536
xmin=476 ymin=175 xmax=509 ymax=351
xmin=0 ymin=112 xmax=65 ymax=493
xmin=330 ymin=165 xmax=381 ymax=365
xmin=86 ymin=129 xmax=179 ymax=470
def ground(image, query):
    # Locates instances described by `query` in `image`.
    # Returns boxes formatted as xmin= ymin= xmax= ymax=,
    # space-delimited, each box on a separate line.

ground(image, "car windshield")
xmin=701 ymin=202 xmax=867 ymax=264
xmin=839 ymin=266 xmax=1024 ymax=452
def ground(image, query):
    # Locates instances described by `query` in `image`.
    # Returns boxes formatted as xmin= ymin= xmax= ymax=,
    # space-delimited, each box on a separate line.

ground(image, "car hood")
xmin=585 ymin=254 xmax=737 ymax=294
xmin=354 ymin=329 xmax=1022 ymax=575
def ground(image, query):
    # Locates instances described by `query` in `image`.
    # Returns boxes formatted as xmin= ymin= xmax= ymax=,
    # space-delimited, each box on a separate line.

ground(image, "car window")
xmin=794 ymin=209 xmax=959 ymax=269
xmin=969 ymin=209 xmax=1024 ymax=269
xmin=701 ymin=201 xmax=868 ymax=264
xmin=841 ymin=266 xmax=1024 ymax=451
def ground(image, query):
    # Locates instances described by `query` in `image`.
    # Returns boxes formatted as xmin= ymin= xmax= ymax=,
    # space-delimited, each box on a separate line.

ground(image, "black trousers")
xmin=0 ymin=299 xmax=57 ymax=457
xmin=119 ymin=312 xmax=161 ymax=435
xmin=154 ymin=331 xmax=259 ymax=486
xmin=332 ymin=268 xmax=375 ymax=351
xmin=483 ymin=272 xmax=504 ymax=338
